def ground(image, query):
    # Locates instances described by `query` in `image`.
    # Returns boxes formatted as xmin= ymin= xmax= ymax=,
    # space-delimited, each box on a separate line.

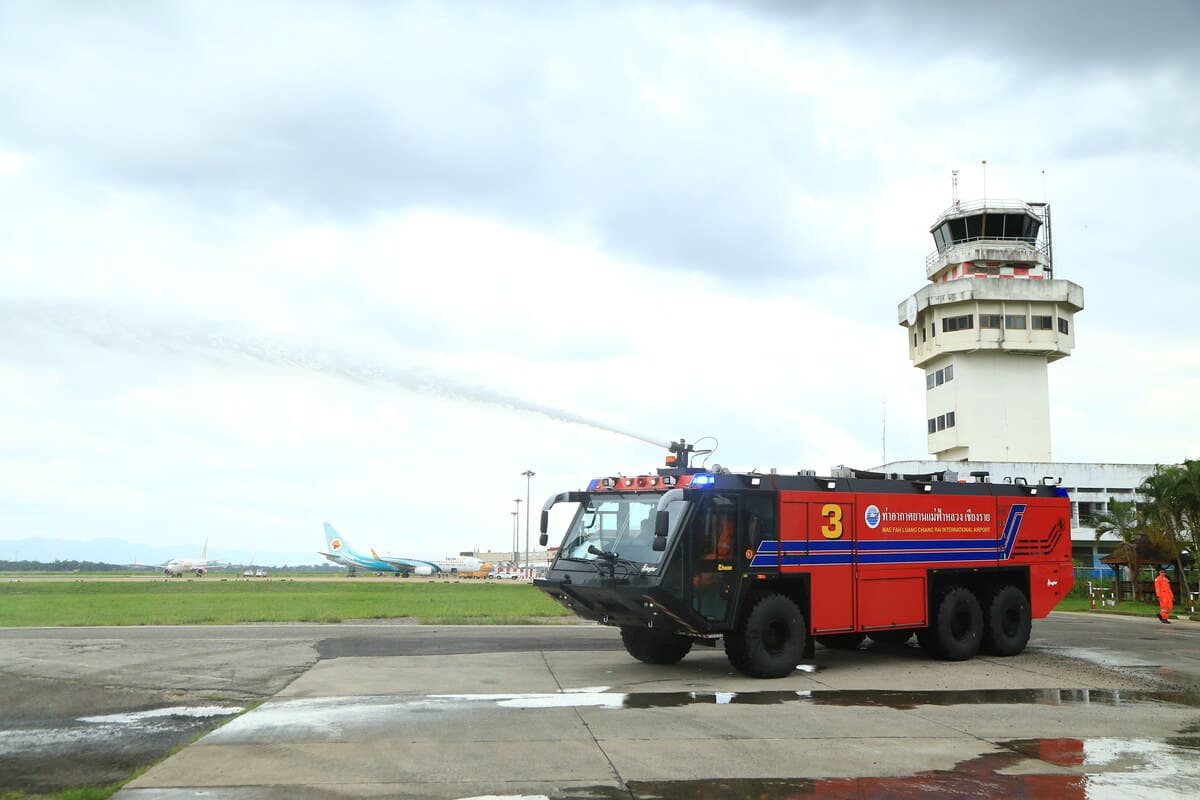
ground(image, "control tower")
xmin=898 ymin=199 xmax=1084 ymax=462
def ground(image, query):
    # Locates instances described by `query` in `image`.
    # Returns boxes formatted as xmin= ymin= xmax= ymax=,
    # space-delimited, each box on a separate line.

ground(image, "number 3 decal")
xmin=820 ymin=504 xmax=844 ymax=539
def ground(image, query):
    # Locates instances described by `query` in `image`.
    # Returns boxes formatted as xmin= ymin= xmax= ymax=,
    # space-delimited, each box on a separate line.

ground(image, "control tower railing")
xmin=925 ymin=238 xmax=1052 ymax=272
xmin=933 ymin=198 xmax=1038 ymax=219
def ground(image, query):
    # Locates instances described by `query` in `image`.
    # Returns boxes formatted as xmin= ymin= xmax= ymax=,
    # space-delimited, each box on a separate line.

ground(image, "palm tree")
xmin=1092 ymin=499 xmax=1139 ymax=601
xmin=1138 ymin=463 xmax=1197 ymax=598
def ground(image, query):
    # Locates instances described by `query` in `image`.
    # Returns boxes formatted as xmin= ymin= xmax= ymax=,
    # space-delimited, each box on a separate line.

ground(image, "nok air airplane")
xmin=319 ymin=522 xmax=488 ymax=577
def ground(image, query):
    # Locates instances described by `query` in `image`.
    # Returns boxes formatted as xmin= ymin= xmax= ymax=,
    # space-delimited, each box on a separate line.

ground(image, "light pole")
xmin=513 ymin=498 xmax=521 ymax=565
xmin=510 ymin=510 xmax=518 ymax=567
xmin=521 ymin=469 xmax=535 ymax=572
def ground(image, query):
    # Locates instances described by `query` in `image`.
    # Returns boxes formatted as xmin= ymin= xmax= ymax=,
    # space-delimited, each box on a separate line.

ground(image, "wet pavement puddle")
xmin=0 ymin=704 xmax=244 ymax=753
xmin=451 ymin=736 xmax=1200 ymax=799
xmin=434 ymin=686 xmax=1200 ymax=711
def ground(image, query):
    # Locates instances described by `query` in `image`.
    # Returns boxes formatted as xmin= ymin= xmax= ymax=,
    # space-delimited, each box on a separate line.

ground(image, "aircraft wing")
xmin=373 ymin=553 xmax=441 ymax=573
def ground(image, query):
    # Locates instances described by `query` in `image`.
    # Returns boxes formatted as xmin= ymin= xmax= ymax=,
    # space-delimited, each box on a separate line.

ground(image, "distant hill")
xmin=0 ymin=537 xmax=326 ymax=568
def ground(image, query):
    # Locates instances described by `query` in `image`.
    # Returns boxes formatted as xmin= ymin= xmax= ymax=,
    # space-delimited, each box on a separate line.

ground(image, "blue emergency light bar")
xmin=691 ymin=473 xmax=716 ymax=487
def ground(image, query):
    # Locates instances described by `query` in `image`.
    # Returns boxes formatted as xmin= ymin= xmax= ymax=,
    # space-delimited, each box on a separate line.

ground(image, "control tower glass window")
xmin=1005 ymin=315 xmax=1026 ymax=329
xmin=965 ymin=215 xmax=982 ymax=239
xmin=943 ymin=314 xmax=974 ymax=332
xmin=1032 ymin=315 xmax=1053 ymax=330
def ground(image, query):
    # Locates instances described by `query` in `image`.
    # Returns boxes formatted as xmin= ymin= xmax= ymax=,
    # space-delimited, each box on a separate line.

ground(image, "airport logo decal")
xmin=864 ymin=504 xmax=881 ymax=529
xmin=330 ymin=538 xmax=343 ymax=551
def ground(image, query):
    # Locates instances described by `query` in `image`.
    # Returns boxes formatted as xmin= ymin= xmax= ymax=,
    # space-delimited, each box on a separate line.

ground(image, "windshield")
xmin=559 ymin=493 xmax=688 ymax=566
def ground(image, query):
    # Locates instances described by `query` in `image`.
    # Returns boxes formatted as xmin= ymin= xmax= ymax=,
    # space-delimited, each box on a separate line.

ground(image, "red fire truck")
xmin=534 ymin=441 xmax=1073 ymax=678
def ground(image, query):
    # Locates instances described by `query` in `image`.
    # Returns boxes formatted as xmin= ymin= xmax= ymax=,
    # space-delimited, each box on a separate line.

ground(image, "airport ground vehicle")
xmin=534 ymin=441 xmax=1072 ymax=678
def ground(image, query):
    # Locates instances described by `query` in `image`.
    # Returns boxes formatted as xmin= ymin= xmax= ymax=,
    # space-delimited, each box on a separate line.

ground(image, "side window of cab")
xmin=743 ymin=494 xmax=776 ymax=550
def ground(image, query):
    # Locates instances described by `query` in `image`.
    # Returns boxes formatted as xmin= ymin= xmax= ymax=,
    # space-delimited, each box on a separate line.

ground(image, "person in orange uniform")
xmin=1154 ymin=567 xmax=1174 ymax=624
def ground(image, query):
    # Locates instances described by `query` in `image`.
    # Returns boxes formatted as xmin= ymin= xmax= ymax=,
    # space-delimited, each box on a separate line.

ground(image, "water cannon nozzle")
xmin=666 ymin=438 xmax=693 ymax=469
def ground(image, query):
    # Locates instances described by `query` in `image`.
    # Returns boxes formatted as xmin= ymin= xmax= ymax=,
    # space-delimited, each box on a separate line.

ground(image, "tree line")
xmin=1092 ymin=459 xmax=1200 ymax=597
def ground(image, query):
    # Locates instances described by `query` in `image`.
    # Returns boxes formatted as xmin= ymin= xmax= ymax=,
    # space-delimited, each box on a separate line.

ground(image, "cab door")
xmin=685 ymin=494 xmax=740 ymax=625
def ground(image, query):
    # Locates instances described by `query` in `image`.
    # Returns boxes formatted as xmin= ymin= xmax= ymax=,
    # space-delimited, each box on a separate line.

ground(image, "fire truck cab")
xmin=534 ymin=441 xmax=1072 ymax=678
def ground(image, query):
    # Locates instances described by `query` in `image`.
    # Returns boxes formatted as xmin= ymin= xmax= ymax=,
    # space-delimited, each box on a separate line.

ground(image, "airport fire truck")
xmin=534 ymin=440 xmax=1073 ymax=678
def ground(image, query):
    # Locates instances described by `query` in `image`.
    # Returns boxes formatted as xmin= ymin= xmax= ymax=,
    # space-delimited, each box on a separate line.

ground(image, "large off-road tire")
xmin=724 ymin=593 xmax=807 ymax=678
xmin=619 ymin=627 xmax=693 ymax=665
xmin=867 ymin=629 xmax=914 ymax=646
xmin=815 ymin=632 xmax=866 ymax=650
xmin=924 ymin=586 xmax=983 ymax=661
xmin=981 ymin=585 xmax=1031 ymax=657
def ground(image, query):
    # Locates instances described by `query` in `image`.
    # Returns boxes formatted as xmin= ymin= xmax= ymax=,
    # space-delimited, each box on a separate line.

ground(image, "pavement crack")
xmin=540 ymin=650 xmax=634 ymax=798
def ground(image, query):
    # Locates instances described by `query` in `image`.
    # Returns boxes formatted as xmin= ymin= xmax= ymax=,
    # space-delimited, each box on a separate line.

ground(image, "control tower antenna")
xmin=951 ymin=170 xmax=959 ymax=210
xmin=981 ymin=159 xmax=988 ymax=201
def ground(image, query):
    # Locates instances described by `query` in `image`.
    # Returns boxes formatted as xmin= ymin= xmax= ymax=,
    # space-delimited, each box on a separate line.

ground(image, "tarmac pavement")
xmin=111 ymin=618 xmax=1200 ymax=799
xmin=2 ymin=616 xmax=1198 ymax=798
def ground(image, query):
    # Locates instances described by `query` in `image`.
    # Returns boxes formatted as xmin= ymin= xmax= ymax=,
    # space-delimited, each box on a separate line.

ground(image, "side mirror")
xmin=539 ymin=533 xmax=548 ymax=547
xmin=539 ymin=510 xmax=549 ymax=534
xmin=652 ymin=509 xmax=670 ymax=551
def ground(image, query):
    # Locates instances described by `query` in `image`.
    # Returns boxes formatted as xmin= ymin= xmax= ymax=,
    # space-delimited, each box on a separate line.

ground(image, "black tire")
xmin=619 ymin=627 xmax=693 ymax=665
xmin=867 ymin=629 xmax=914 ymax=646
xmin=815 ymin=633 xmax=866 ymax=650
xmin=981 ymin=585 xmax=1031 ymax=657
xmin=926 ymin=586 xmax=983 ymax=661
xmin=724 ymin=593 xmax=807 ymax=678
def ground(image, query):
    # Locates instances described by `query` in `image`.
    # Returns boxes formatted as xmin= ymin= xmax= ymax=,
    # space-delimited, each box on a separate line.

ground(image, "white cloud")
xmin=0 ymin=1 xmax=1196 ymax=560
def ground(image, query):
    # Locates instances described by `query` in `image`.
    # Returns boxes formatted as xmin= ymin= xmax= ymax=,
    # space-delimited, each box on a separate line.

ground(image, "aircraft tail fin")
xmin=202 ymin=537 xmax=208 ymax=561
xmin=323 ymin=522 xmax=350 ymax=556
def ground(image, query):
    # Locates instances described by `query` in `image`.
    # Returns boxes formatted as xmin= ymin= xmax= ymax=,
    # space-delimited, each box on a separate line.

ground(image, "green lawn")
xmin=1055 ymin=595 xmax=1194 ymax=619
xmin=0 ymin=579 xmax=572 ymax=627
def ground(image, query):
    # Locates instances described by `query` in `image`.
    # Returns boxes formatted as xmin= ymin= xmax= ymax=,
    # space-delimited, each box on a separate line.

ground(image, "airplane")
xmin=139 ymin=539 xmax=232 ymax=577
xmin=319 ymin=522 xmax=488 ymax=577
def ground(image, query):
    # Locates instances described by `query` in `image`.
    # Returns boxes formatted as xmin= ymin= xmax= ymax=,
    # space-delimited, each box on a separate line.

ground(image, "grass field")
xmin=0 ymin=578 xmax=573 ymax=626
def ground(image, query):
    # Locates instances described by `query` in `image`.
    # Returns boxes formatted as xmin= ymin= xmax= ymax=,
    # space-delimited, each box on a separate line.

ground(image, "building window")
xmin=944 ymin=364 xmax=953 ymax=381
xmin=1058 ymin=318 xmax=1069 ymax=334
xmin=931 ymin=323 xmax=936 ymax=338
xmin=936 ymin=368 xmax=945 ymax=386
xmin=926 ymin=372 xmax=935 ymax=390
xmin=928 ymin=418 xmax=937 ymax=434
xmin=1032 ymin=315 xmax=1053 ymax=330
xmin=947 ymin=411 xmax=955 ymax=427
xmin=942 ymin=314 xmax=974 ymax=332
xmin=1005 ymin=315 xmax=1027 ymax=329
xmin=981 ymin=314 xmax=1002 ymax=329
xmin=936 ymin=414 xmax=946 ymax=431
xmin=921 ymin=326 xmax=927 ymax=342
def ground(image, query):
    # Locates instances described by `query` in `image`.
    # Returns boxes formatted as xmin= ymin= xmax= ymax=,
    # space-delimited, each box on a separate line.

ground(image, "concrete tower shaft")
xmin=898 ymin=199 xmax=1084 ymax=462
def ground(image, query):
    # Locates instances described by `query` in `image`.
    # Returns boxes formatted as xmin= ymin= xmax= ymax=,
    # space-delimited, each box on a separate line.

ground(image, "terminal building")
xmin=876 ymin=194 xmax=1159 ymax=575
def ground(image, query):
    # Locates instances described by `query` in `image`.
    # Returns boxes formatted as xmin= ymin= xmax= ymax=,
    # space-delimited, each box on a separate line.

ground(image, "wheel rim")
xmin=1001 ymin=606 xmax=1020 ymax=637
xmin=762 ymin=618 xmax=790 ymax=654
xmin=950 ymin=606 xmax=972 ymax=639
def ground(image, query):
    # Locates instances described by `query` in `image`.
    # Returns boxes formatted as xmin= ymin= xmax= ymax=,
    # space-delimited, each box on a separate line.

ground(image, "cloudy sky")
xmin=2 ymin=1 xmax=1197 ymax=563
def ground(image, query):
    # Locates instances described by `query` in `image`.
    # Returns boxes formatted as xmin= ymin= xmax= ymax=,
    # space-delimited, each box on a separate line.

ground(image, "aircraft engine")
xmin=413 ymin=565 xmax=434 ymax=576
